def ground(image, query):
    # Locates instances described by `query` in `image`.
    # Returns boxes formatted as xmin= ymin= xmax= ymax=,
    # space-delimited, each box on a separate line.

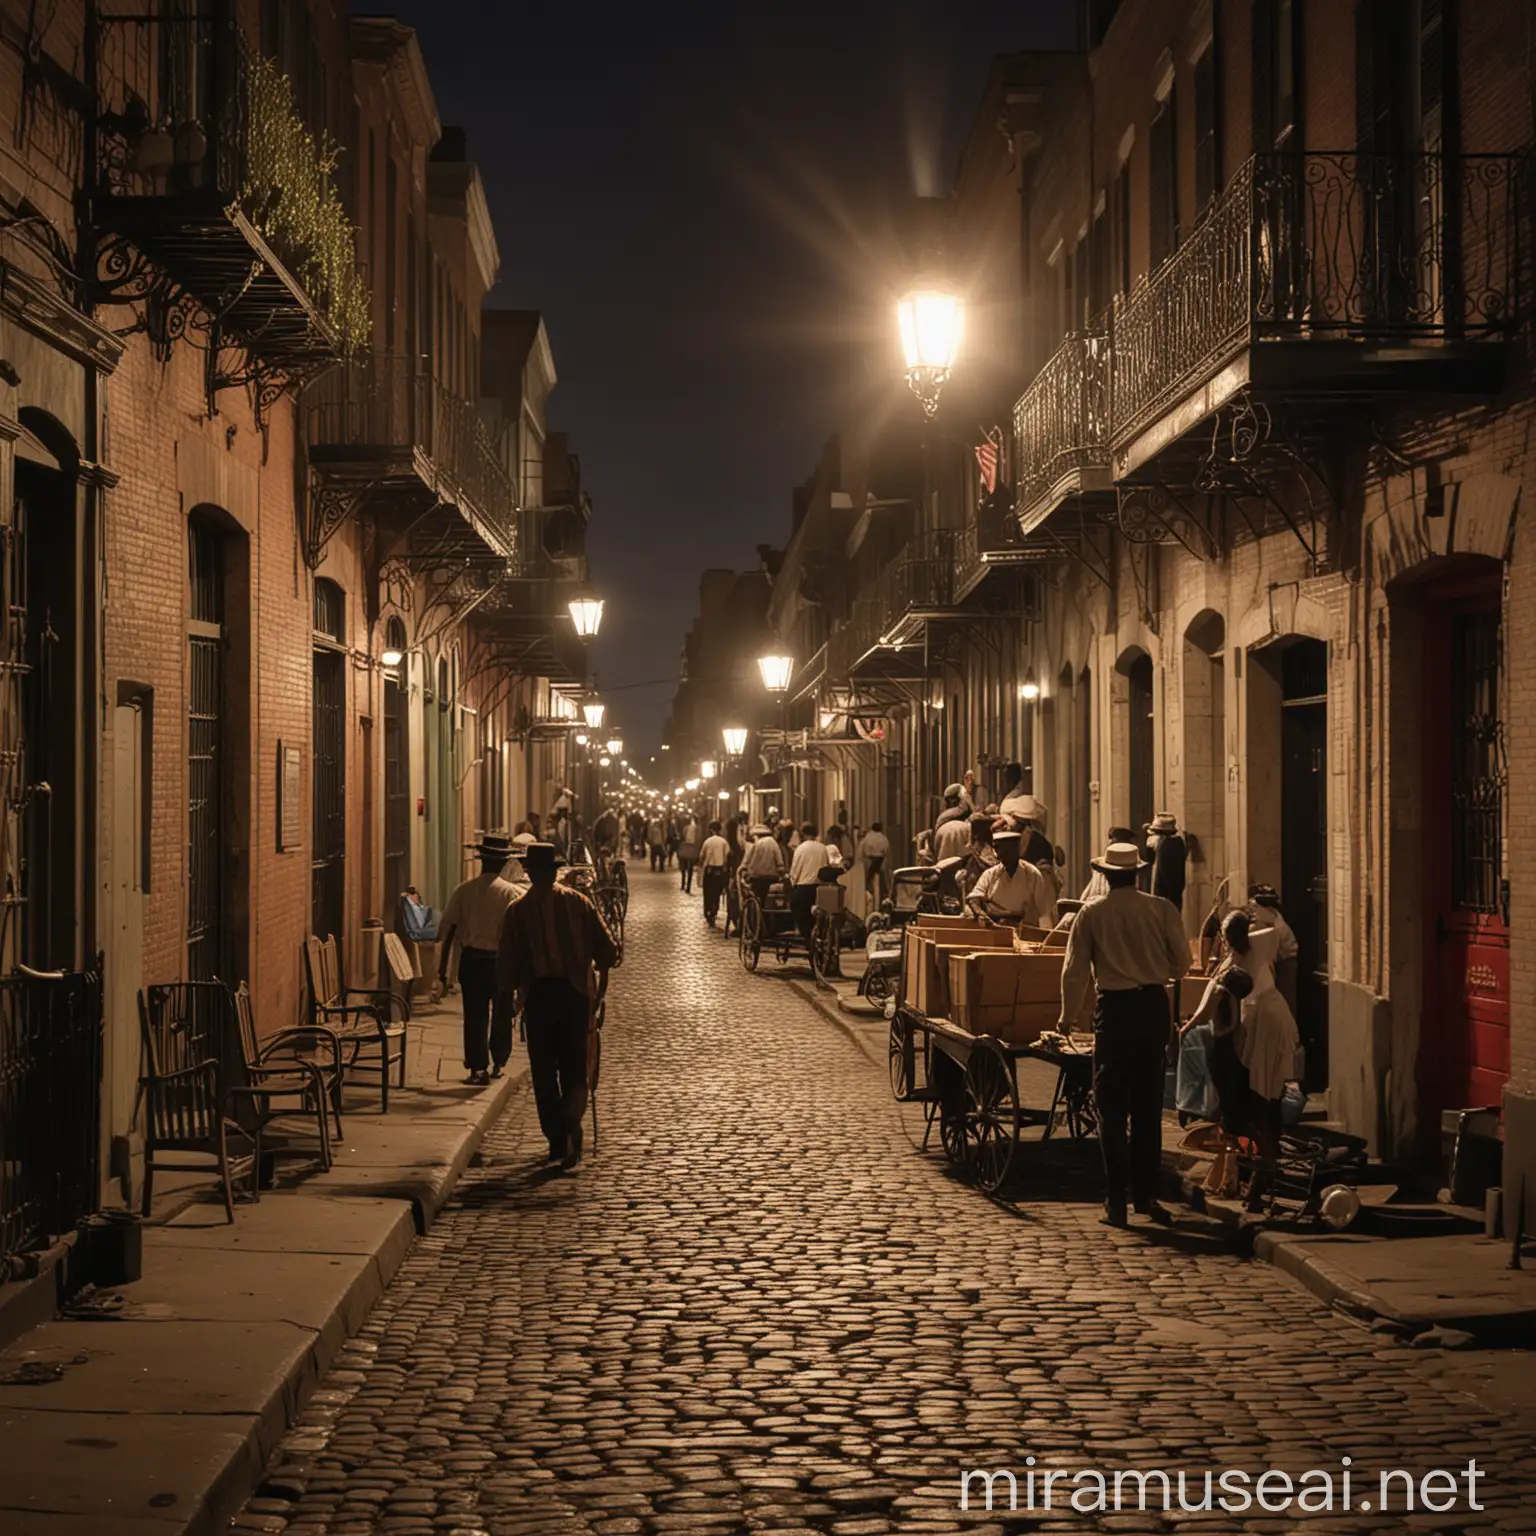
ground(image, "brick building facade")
xmin=0 ymin=0 xmax=593 ymax=1229
xmin=744 ymin=0 xmax=1533 ymax=1194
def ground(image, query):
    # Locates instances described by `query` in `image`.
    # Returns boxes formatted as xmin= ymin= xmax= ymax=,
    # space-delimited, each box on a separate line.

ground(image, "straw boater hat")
xmin=1090 ymin=839 xmax=1151 ymax=875
xmin=992 ymin=828 xmax=1022 ymax=848
xmin=477 ymin=832 xmax=514 ymax=861
xmin=1147 ymin=811 xmax=1179 ymax=834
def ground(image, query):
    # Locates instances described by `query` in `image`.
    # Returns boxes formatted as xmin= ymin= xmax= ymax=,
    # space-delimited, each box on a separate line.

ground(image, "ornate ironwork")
xmin=304 ymin=477 xmax=368 ymax=569
xmin=1115 ymin=483 xmax=1221 ymax=561
xmin=1013 ymin=329 xmax=1111 ymax=529
xmin=1112 ymin=151 xmax=1527 ymax=448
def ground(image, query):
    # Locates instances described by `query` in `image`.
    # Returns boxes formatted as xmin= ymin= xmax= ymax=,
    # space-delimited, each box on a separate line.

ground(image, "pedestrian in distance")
xmin=436 ymin=833 xmax=526 ymax=1085
xmin=1146 ymin=812 xmax=1188 ymax=913
xmin=722 ymin=817 xmax=745 ymax=936
xmin=858 ymin=822 xmax=891 ymax=905
xmin=699 ymin=820 xmax=730 ymax=926
xmin=678 ymin=814 xmax=701 ymax=894
xmin=1060 ymin=839 xmax=1189 ymax=1229
xmin=646 ymin=813 xmax=666 ymax=872
xmin=496 ymin=843 xmax=618 ymax=1170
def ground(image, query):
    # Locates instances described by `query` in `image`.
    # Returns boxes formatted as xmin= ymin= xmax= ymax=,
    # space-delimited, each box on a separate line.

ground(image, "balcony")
xmin=1111 ymin=151 xmax=1525 ymax=477
xmin=471 ymin=579 xmax=590 ymax=687
xmin=92 ymin=8 xmax=368 ymax=381
xmin=1012 ymin=330 xmax=1112 ymax=535
xmin=847 ymin=530 xmax=957 ymax=675
xmin=304 ymin=354 xmax=516 ymax=562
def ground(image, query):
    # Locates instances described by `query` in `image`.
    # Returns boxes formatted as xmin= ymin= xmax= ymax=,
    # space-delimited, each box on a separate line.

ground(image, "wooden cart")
xmin=738 ymin=877 xmax=842 ymax=982
xmin=888 ymin=1004 xmax=1097 ymax=1193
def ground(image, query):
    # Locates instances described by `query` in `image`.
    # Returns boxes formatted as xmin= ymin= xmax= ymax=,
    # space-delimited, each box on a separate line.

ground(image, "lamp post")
xmin=568 ymin=596 xmax=604 ymax=639
xmin=582 ymin=700 xmax=605 ymax=730
xmin=722 ymin=725 xmax=748 ymax=758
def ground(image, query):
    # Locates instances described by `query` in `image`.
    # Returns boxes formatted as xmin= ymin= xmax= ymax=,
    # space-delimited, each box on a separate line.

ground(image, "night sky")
xmin=378 ymin=1 xmax=1078 ymax=755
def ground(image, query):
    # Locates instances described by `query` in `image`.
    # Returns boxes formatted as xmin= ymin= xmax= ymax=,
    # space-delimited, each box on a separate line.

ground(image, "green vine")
xmin=239 ymin=45 xmax=370 ymax=353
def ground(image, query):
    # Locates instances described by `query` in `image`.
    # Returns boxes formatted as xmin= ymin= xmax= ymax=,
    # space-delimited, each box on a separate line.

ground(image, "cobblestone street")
xmin=239 ymin=874 xmax=1536 ymax=1536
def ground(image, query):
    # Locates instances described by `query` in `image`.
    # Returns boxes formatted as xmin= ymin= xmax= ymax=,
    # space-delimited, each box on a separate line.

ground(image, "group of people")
xmin=434 ymin=826 xmax=618 ymax=1171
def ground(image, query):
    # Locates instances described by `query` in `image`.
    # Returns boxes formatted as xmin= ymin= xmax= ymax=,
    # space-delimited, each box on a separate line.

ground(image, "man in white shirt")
xmin=965 ymin=829 xmax=1057 ymax=927
xmin=699 ymin=821 xmax=731 ymax=927
xmin=436 ymin=834 xmax=525 ymax=1084
xmin=788 ymin=822 xmax=836 ymax=944
xmin=858 ymin=822 xmax=891 ymax=904
xmin=1060 ymin=840 xmax=1190 ymax=1228
xmin=740 ymin=824 xmax=785 ymax=905
xmin=932 ymin=801 xmax=973 ymax=863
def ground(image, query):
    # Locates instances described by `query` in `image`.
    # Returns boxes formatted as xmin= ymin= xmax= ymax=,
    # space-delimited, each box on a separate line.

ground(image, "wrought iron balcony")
xmin=304 ymin=354 xmax=516 ymax=561
xmin=953 ymin=493 xmax=1039 ymax=600
xmin=471 ymin=580 xmax=589 ymax=687
xmin=1012 ymin=330 xmax=1111 ymax=534
xmin=92 ymin=8 xmax=368 ymax=386
xmin=848 ymin=530 xmax=957 ymax=671
xmin=1111 ymin=151 xmax=1525 ymax=471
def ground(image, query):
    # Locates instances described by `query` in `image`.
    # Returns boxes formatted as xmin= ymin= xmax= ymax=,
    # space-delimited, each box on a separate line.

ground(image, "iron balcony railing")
xmin=305 ymin=355 xmax=516 ymax=554
xmin=848 ymin=530 xmax=957 ymax=662
xmin=1012 ymin=330 xmax=1111 ymax=529
xmin=93 ymin=7 xmax=369 ymax=355
xmin=0 ymin=961 xmax=105 ymax=1269
xmin=1111 ymin=150 xmax=1526 ymax=448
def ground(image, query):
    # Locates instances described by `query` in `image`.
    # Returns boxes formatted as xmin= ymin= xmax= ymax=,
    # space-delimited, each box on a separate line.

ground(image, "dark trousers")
xmin=679 ymin=858 xmax=696 ymax=893
xmin=790 ymin=883 xmax=817 ymax=944
xmin=523 ymin=977 xmax=590 ymax=1155
xmin=649 ymin=842 xmax=664 ymax=871
xmin=1093 ymin=984 xmax=1171 ymax=1211
xmin=864 ymin=854 xmax=886 ymax=905
xmin=748 ymin=875 xmax=776 ymax=906
xmin=460 ymin=949 xmax=513 ymax=1072
xmin=702 ymin=865 xmax=727 ymax=924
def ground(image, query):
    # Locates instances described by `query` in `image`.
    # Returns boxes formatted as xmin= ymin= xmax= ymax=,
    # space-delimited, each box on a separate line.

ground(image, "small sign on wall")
xmin=278 ymin=743 xmax=302 ymax=852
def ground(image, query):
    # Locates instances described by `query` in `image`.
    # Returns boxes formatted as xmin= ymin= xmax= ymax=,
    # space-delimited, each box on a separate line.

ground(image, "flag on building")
xmin=975 ymin=425 xmax=1004 ymax=494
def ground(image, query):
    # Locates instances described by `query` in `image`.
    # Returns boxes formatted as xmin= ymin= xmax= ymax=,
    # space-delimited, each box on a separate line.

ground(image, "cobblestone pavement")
xmin=238 ymin=872 xmax=1536 ymax=1536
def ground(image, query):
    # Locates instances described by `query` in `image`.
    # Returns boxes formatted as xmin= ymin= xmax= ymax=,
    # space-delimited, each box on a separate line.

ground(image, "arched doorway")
xmin=312 ymin=579 xmax=348 ymax=946
xmin=1115 ymin=646 xmax=1155 ymax=843
xmin=381 ymin=616 xmax=410 ymax=906
xmin=1249 ymin=635 xmax=1329 ymax=1086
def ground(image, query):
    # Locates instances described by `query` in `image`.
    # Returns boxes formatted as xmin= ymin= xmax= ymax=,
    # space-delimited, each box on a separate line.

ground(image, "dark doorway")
xmin=186 ymin=519 xmax=226 ymax=982
xmin=382 ymin=618 xmax=410 ymax=908
xmin=312 ymin=581 xmax=347 ymax=947
xmin=1281 ymin=639 xmax=1329 ymax=1087
xmin=1423 ymin=572 xmax=1507 ymax=1125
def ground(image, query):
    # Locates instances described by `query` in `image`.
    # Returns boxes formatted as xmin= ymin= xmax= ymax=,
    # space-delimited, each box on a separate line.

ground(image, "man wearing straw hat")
xmin=437 ymin=833 xmax=526 ymax=1085
xmin=1060 ymin=839 xmax=1190 ymax=1228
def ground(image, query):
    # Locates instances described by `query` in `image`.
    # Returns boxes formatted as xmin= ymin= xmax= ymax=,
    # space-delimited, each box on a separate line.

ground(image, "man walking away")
xmin=437 ymin=833 xmax=525 ymax=1084
xmin=1060 ymin=840 xmax=1189 ymax=1228
xmin=788 ymin=822 xmax=833 ymax=945
xmin=699 ymin=820 xmax=730 ymax=926
xmin=858 ymin=822 xmax=891 ymax=905
xmin=497 ymin=843 xmax=617 ymax=1169
xmin=647 ymin=814 xmax=666 ymax=872
xmin=1146 ymin=812 xmax=1188 ymax=913
xmin=678 ymin=815 xmax=701 ymax=894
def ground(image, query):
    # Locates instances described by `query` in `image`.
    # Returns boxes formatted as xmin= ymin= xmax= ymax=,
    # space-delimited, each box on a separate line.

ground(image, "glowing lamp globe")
xmin=582 ymin=701 xmax=606 ymax=729
xmin=381 ymin=646 xmax=405 ymax=668
xmin=1019 ymin=670 xmax=1041 ymax=702
xmin=700 ymin=760 xmax=717 ymax=780
xmin=575 ymin=732 xmax=589 ymax=746
xmin=568 ymin=597 xmax=604 ymax=638
xmin=686 ymin=778 xmax=700 ymax=791
xmin=758 ymin=654 xmax=794 ymax=694
xmin=722 ymin=726 xmax=748 ymax=757
xmin=606 ymin=737 xmax=623 ymax=757
xmin=896 ymin=284 xmax=963 ymax=416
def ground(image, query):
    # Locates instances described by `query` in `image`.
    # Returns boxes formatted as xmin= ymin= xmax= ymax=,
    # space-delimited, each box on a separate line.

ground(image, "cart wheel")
xmin=810 ymin=913 xmax=839 ymax=981
xmin=965 ymin=1042 xmax=1018 ymax=1194
xmin=864 ymin=966 xmax=890 ymax=1006
xmin=888 ymin=1016 xmax=913 ymax=1100
xmin=739 ymin=899 xmax=762 ymax=972
xmin=939 ymin=1105 xmax=969 ymax=1170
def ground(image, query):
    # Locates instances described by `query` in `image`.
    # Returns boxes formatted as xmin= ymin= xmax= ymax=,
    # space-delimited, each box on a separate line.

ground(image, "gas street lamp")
xmin=568 ymin=596 xmax=604 ymax=638
xmin=722 ymin=725 xmax=748 ymax=758
xmin=1019 ymin=669 xmax=1041 ymax=702
xmin=606 ymin=736 xmax=623 ymax=757
xmin=700 ymin=760 xmax=717 ymax=780
xmin=686 ymin=777 xmax=700 ymax=791
xmin=582 ymin=700 xmax=606 ymax=729
xmin=896 ymin=282 xmax=963 ymax=417
xmin=757 ymin=654 xmax=794 ymax=694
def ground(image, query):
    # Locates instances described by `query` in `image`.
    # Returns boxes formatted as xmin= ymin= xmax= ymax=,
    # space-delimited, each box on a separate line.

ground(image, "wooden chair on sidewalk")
xmin=136 ymin=983 xmax=259 ymax=1222
xmin=229 ymin=982 xmax=342 ymax=1171
xmin=303 ymin=936 xmax=409 ymax=1110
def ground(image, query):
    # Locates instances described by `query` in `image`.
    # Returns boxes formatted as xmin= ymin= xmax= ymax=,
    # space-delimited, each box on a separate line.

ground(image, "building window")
xmin=1255 ymin=0 xmax=1301 ymax=151
xmin=1193 ymin=39 xmax=1220 ymax=214
xmin=1149 ymin=86 xmax=1179 ymax=267
xmin=188 ymin=520 xmax=226 ymax=982
xmin=1113 ymin=158 xmax=1132 ymax=296
xmin=312 ymin=579 xmax=347 ymax=944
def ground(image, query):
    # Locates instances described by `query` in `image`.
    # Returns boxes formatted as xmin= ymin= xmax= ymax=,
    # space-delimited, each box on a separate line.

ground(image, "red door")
xmin=1423 ymin=576 xmax=1509 ymax=1128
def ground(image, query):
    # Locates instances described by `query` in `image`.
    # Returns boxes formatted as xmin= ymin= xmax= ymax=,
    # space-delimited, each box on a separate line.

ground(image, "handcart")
xmin=888 ymin=1004 xmax=1097 ymax=1194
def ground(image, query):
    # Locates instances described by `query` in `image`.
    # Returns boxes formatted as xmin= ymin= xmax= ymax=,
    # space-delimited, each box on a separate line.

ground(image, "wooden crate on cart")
xmin=902 ymin=924 xmax=1013 ymax=1016
xmin=948 ymin=949 xmax=1068 ymax=1042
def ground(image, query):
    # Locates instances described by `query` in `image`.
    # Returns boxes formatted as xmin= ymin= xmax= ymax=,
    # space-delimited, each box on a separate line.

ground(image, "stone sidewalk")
xmin=807 ymin=941 xmax=1536 ymax=1346
xmin=0 ymin=993 xmax=526 ymax=1536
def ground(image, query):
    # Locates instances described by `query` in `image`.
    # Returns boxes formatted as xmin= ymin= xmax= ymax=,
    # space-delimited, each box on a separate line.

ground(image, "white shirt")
xmin=1060 ymin=885 xmax=1190 ymax=1025
xmin=933 ymin=817 xmax=972 ymax=862
xmin=740 ymin=835 xmax=785 ymax=879
xmin=790 ymin=839 xmax=834 ymax=885
xmin=968 ymin=860 xmax=1056 ymax=927
xmin=1253 ymin=902 xmax=1299 ymax=961
xmin=858 ymin=830 xmax=890 ymax=861
xmin=440 ymin=870 xmax=524 ymax=952
xmin=699 ymin=834 xmax=730 ymax=868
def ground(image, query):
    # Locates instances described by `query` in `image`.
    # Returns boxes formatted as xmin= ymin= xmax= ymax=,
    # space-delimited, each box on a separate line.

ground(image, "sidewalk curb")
xmin=785 ymin=977 xmax=882 ymax=1067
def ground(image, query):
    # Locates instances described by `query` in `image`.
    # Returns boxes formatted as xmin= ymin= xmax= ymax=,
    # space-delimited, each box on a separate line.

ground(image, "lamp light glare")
xmin=582 ymin=701 xmax=606 ymax=729
xmin=722 ymin=726 xmax=748 ymax=757
xmin=700 ymin=760 xmax=717 ymax=779
xmin=381 ymin=647 xmax=405 ymax=668
xmin=568 ymin=597 xmax=604 ymax=638
xmin=757 ymin=653 xmax=794 ymax=694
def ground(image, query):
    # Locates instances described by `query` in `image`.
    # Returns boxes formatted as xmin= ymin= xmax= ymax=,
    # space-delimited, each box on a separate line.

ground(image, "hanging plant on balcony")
xmin=241 ymin=47 xmax=371 ymax=355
